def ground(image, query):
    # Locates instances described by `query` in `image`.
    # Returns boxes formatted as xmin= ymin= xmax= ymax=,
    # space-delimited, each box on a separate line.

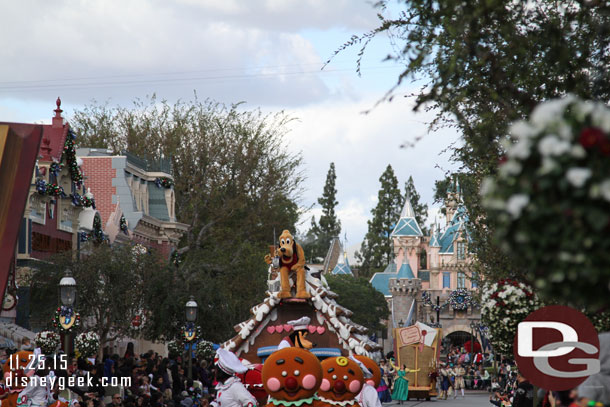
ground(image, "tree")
xmin=333 ymin=1 xmax=610 ymax=287
xmin=302 ymin=163 xmax=341 ymax=261
xmin=357 ymin=165 xmax=403 ymax=278
xmin=325 ymin=275 xmax=389 ymax=333
xmin=69 ymin=96 xmax=304 ymax=341
xmin=404 ymin=176 xmax=428 ymax=234
xmin=27 ymin=244 xmax=168 ymax=350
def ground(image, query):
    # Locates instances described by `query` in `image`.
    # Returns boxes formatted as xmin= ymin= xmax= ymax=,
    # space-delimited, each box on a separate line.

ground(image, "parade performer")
xmin=212 ymin=348 xmax=258 ymax=407
xmin=261 ymin=347 xmax=322 ymax=407
xmin=452 ymin=362 xmax=465 ymax=399
xmin=16 ymin=351 xmax=52 ymax=407
xmin=3 ymin=350 xmax=34 ymax=407
xmin=277 ymin=317 xmax=314 ymax=350
xmin=438 ymin=363 xmax=450 ymax=400
xmin=389 ymin=363 xmax=419 ymax=404
xmin=264 ymin=230 xmax=309 ymax=299
xmin=351 ymin=356 xmax=381 ymax=407
xmin=316 ymin=356 xmax=364 ymax=407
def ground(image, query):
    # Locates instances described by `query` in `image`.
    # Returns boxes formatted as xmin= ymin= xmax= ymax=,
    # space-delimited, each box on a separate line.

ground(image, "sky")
xmin=0 ymin=0 xmax=461 ymax=252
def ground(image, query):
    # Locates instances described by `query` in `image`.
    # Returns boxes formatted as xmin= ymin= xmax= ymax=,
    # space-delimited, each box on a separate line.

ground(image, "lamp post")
xmin=59 ymin=270 xmax=77 ymax=353
xmin=185 ymin=296 xmax=198 ymax=381
xmin=436 ymin=296 xmax=441 ymax=327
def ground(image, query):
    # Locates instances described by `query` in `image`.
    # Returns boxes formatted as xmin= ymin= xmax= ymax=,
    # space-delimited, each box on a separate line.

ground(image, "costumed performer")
xmin=350 ymin=356 xmax=381 ymax=407
xmin=211 ymin=348 xmax=258 ymax=407
xmin=315 ymin=356 xmax=364 ymax=407
xmin=261 ymin=346 xmax=322 ymax=407
xmin=389 ymin=360 xmax=419 ymax=404
xmin=16 ymin=349 xmax=52 ymax=407
xmin=277 ymin=317 xmax=314 ymax=350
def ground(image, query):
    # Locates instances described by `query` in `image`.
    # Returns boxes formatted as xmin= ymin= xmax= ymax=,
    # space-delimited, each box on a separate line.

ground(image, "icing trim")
xmin=316 ymin=396 xmax=358 ymax=406
xmin=268 ymin=396 xmax=318 ymax=407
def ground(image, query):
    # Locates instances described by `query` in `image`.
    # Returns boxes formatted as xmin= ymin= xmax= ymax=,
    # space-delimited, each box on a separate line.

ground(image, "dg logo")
xmin=514 ymin=305 xmax=600 ymax=390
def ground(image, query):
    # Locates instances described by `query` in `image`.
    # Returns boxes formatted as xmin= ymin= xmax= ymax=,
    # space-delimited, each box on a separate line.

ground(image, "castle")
xmin=369 ymin=181 xmax=482 ymax=355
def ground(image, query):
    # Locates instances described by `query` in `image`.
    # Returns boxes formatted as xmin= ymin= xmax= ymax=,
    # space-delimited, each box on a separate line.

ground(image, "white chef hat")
xmin=349 ymin=356 xmax=373 ymax=379
xmin=215 ymin=348 xmax=248 ymax=375
xmin=287 ymin=316 xmax=311 ymax=331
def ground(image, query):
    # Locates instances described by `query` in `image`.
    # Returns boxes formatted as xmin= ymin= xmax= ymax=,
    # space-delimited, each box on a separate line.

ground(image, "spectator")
xmin=512 ymin=372 xmax=533 ymax=407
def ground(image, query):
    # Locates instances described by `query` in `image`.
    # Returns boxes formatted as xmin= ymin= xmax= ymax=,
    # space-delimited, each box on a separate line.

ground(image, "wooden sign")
xmin=398 ymin=325 xmax=421 ymax=346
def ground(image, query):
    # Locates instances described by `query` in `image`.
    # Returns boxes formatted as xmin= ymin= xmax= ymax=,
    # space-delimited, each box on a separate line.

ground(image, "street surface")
xmin=383 ymin=391 xmax=491 ymax=406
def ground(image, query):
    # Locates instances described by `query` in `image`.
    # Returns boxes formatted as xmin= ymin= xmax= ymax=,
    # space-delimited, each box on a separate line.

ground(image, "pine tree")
xmin=302 ymin=163 xmax=341 ymax=262
xmin=404 ymin=176 xmax=428 ymax=235
xmin=357 ymin=165 xmax=403 ymax=278
xmin=317 ymin=162 xmax=341 ymax=249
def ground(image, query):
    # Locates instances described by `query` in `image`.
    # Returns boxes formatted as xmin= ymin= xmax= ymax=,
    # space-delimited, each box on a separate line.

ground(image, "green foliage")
xmin=69 ymin=96 xmax=303 ymax=343
xmin=28 ymin=244 xmax=168 ymax=347
xmin=404 ymin=176 xmax=428 ymax=234
xmin=302 ymin=163 xmax=341 ymax=262
xmin=335 ymin=1 xmax=610 ymax=294
xmin=326 ymin=275 xmax=388 ymax=333
xmin=357 ymin=165 xmax=402 ymax=278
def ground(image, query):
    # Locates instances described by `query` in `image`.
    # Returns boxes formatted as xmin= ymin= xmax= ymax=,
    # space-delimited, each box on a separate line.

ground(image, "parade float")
xmin=221 ymin=230 xmax=382 ymax=364
xmin=392 ymin=322 xmax=440 ymax=401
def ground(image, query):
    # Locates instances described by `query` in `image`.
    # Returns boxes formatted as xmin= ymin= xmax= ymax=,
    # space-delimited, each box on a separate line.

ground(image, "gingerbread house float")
xmin=222 ymin=268 xmax=382 ymax=363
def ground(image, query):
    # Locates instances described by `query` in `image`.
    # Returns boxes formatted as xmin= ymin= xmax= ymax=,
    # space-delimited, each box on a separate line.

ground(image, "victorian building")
xmin=370 ymin=181 xmax=481 ymax=354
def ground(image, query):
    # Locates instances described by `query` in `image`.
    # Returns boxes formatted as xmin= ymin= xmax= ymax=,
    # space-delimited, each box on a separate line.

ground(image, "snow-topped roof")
xmin=222 ymin=270 xmax=380 ymax=358
xmin=439 ymin=205 xmax=471 ymax=254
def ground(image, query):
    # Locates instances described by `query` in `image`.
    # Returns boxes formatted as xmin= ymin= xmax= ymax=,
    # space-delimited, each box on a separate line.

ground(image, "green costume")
xmin=391 ymin=370 xmax=410 ymax=401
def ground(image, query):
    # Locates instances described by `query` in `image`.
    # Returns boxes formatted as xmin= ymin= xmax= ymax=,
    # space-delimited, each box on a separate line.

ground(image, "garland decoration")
xmin=447 ymin=288 xmax=477 ymax=310
xmin=181 ymin=322 xmax=202 ymax=342
xmin=422 ymin=289 xmax=478 ymax=311
xmin=64 ymin=129 xmax=83 ymax=186
xmin=71 ymin=192 xmax=96 ymax=209
xmin=74 ymin=332 xmax=100 ymax=358
xmin=35 ymin=331 xmax=61 ymax=354
xmin=120 ymin=215 xmax=128 ymax=234
xmin=80 ymin=215 xmax=108 ymax=243
xmin=52 ymin=306 xmax=81 ymax=333
xmin=36 ymin=179 xmax=66 ymax=197
xmin=171 ymin=250 xmax=182 ymax=267
xmin=154 ymin=177 xmax=174 ymax=188
xmin=49 ymin=162 xmax=63 ymax=178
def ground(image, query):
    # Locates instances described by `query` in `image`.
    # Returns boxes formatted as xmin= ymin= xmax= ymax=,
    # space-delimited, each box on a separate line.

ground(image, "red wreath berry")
xmin=579 ymin=127 xmax=605 ymax=148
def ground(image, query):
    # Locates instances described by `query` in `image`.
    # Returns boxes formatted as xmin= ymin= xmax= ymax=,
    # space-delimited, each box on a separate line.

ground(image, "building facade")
xmin=370 ymin=182 xmax=481 ymax=355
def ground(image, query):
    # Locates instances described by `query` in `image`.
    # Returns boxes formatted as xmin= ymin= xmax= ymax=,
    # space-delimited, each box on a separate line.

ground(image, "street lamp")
xmin=186 ymin=296 xmax=198 ymax=322
xmin=59 ymin=270 xmax=77 ymax=353
xmin=185 ymin=296 xmax=198 ymax=381
xmin=398 ymin=319 xmax=404 ymax=328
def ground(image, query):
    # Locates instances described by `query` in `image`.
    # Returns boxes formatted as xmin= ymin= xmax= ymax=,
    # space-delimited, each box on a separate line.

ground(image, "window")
xmin=471 ymin=272 xmax=479 ymax=288
xmin=457 ymin=272 xmax=466 ymax=288
xmin=419 ymin=271 xmax=430 ymax=282
xmin=420 ymin=249 xmax=427 ymax=269
xmin=443 ymin=272 xmax=451 ymax=288
xmin=457 ymin=242 xmax=466 ymax=260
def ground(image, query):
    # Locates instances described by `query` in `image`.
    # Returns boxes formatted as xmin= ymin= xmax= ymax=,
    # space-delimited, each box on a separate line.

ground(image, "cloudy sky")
xmin=0 ymin=0 xmax=460 ymax=250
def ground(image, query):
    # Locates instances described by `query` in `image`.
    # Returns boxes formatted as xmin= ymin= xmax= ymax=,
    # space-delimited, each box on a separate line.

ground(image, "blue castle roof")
xmin=391 ymin=194 xmax=422 ymax=237
xmin=370 ymin=261 xmax=415 ymax=296
xmin=331 ymin=252 xmax=353 ymax=276
xmin=438 ymin=205 xmax=471 ymax=254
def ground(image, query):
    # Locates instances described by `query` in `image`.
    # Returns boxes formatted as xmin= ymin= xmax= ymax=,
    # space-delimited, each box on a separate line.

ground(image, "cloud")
xmin=0 ymin=0 xmax=379 ymax=106
xmin=286 ymin=95 xmax=462 ymax=243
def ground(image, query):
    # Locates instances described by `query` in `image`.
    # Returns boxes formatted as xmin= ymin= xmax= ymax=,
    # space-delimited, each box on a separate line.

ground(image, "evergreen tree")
xmin=317 ymin=162 xmax=341 ymax=249
xmin=357 ymin=165 xmax=403 ymax=278
xmin=404 ymin=176 xmax=428 ymax=235
xmin=302 ymin=163 xmax=341 ymax=262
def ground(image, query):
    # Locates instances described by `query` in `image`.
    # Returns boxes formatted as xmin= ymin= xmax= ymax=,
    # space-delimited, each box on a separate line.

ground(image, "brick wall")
xmin=80 ymin=157 xmax=116 ymax=225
